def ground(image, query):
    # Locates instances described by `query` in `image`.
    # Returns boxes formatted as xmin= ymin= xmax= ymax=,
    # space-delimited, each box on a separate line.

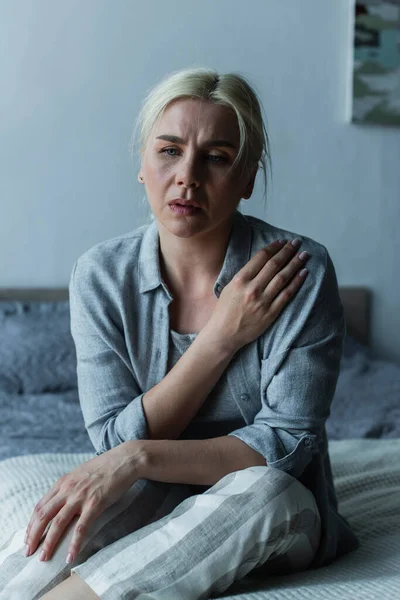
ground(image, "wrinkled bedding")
xmin=1 ymin=439 xmax=399 ymax=599
xmin=1 ymin=300 xmax=400 ymax=598
xmin=0 ymin=389 xmax=93 ymax=460
xmin=327 ymin=336 xmax=400 ymax=440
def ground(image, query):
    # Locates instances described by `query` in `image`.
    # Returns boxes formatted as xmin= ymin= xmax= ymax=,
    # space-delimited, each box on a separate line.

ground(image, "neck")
xmin=157 ymin=217 xmax=234 ymax=298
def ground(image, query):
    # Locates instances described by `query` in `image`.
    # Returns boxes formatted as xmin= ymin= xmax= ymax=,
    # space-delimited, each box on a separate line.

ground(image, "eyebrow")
xmin=155 ymin=134 xmax=237 ymax=149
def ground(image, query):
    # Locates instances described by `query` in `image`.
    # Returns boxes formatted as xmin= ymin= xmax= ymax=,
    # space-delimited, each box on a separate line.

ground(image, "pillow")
xmin=327 ymin=334 xmax=400 ymax=439
xmin=0 ymin=301 xmax=78 ymax=394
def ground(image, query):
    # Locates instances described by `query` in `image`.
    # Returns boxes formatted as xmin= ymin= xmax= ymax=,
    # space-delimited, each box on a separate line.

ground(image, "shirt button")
xmin=240 ymin=394 xmax=249 ymax=401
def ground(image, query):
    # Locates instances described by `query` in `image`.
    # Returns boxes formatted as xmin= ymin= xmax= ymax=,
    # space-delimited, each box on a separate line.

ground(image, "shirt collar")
xmin=138 ymin=209 xmax=253 ymax=298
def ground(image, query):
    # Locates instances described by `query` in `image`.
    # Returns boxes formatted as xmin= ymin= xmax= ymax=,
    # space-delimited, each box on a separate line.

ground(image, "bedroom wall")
xmin=1 ymin=0 xmax=399 ymax=364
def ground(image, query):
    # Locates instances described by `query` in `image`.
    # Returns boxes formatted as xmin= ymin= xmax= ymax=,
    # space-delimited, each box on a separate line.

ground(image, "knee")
xmin=212 ymin=464 xmax=288 ymax=499
xmin=232 ymin=464 xmax=294 ymax=491
xmin=225 ymin=466 xmax=315 ymax=509
xmin=230 ymin=467 xmax=320 ymax=528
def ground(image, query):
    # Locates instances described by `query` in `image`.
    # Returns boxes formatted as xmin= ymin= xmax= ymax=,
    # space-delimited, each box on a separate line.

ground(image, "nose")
xmin=176 ymin=155 xmax=200 ymax=190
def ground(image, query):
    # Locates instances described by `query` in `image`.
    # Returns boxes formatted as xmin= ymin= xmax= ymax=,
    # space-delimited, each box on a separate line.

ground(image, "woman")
xmin=0 ymin=67 xmax=359 ymax=599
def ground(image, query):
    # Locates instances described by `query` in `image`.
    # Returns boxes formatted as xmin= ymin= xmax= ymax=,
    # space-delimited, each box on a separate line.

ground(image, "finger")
xmin=37 ymin=503 xmax=78 ymax=561
xmin=236 ymin=240 xmax=287 ymax=281
xmin=259 ymin=249 xmax=310 ymax=299
xmin=267 ymin=265 xmax=309 ymax=317
xmin=66 ymin=503 xmax=103 ymax=563
xmin=25 ymin=497 xmax=65 ymax=556
xmin=243 ymin=238 xmax=302 ymax=282
xmin=25 ymin=487 xmax=59 ymax=543
xmin=248 ymin=238 xmax=304 ymax=288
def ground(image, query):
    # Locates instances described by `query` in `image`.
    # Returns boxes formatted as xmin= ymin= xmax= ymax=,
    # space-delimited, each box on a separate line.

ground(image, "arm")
xmin=120 ymin=247 xmax=343 ymax=488
xmin=131 ymin=436 xmax=266 ymax=487
xmin=69 ymin=257 xmax=238 ymax=452
xmin=139 ymin=328 xmax=236 ymax=440
xmin=226 ymin=248 xmax=346 ymax=479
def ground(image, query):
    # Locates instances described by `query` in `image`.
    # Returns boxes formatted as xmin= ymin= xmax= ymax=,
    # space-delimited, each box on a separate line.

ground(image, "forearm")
xmin=130 ymin=436 xmax=267 ymax=487
xmin=142 ymin=327 xmax=237 ymax=440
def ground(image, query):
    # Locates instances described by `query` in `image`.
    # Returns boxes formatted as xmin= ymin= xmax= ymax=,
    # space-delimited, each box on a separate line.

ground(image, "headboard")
xmin=0 ymin=286 xmax=371 ymax=347
xmin=338 ymin=287 xmax=371 ymax=347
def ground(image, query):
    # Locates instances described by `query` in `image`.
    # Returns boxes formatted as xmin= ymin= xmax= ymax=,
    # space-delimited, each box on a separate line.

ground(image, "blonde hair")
xmin=129 ymin=66 xmax=272 ymax=219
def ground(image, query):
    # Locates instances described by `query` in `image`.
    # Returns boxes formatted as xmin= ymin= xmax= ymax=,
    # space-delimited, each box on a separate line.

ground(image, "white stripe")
xmin=135 ymin=492 xmax=292 ymax=599
xmin=0 ymin=529 xmax=25 ymax=568
xmin=77 ymin=467 xmax=270 ymax=596
xmin=0 ymin=522 xmax=75 ymax=600
xmin=0 ymin=480 xmax=147 ymax=599
xmin=133 ymin=475 xmax=317 ymax=599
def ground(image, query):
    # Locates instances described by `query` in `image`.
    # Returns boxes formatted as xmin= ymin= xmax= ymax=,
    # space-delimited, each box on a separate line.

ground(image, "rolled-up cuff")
xmin=227 ymin=424 xmax=318 ymax=479
xmin=97 ymin=393 xmax=149 ymax=454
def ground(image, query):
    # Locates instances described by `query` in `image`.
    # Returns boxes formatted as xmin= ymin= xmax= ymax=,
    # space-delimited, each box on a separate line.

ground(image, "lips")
xmin=168 ymin=198 xmax=201 ymax=208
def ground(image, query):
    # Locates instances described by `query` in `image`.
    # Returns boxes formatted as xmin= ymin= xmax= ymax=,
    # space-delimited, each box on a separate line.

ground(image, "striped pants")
xmin=0 ymin=465 xmax=321 ymax=600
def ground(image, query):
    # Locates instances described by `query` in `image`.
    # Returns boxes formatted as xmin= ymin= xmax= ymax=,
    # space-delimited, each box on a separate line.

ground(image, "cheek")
xmin=145 ymin=162 xmax=171 ymax=185
xmin=214 ymin=174 xmax=237 ymax=192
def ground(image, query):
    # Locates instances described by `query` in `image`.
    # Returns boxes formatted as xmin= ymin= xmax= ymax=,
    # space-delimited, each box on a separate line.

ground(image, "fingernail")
xmin=278 ymin=239 xmax=287 ymax=245
xmin=66 ymin=552 xmax=73 ymax=564
xmin=299 ymin=268 xmax=308 ymax=278
xmin=291 ymin=238 xmax=302 ymax=248
xmin=25 ymin=544 xmax=30 ymax=557
xmin=299 ymin=251 xmax=309 ymax=261
xmin=39 ymin=550 xmax=46 ymax=561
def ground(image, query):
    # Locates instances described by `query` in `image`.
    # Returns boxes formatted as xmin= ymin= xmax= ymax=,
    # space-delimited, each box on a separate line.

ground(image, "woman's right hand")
xmin=205 ymin=238 xmax=310 ymax=353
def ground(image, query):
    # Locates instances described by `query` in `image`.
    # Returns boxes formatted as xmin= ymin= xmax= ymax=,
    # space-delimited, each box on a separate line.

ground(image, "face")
xmin=138 ymin=98 xmax=257 ymax=239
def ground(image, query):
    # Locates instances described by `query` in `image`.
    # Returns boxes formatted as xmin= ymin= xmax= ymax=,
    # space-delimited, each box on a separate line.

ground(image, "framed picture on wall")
xmin=352 ymin=0 xmax=400 ymax=126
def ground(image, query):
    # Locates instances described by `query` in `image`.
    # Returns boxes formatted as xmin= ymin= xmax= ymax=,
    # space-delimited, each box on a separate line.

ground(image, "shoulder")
xmin=68 ymin=222 xmax=153 ymax=319
xmin=77 ymin=223 xmax=148 ymax=266
xmin=69 ymin=222 xmax=155 ymax=327
xmin=243 ymin=213 xmax=329 ymax=285
xmin=71 ymin=222 xmax=149 ymax=281
xmin=242 ymin=215 xmax=343 ymax=355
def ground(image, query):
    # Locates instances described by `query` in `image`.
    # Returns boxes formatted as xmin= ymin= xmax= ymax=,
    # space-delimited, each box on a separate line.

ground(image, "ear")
xmin=242 ymin=165 xmax=258 ymax=200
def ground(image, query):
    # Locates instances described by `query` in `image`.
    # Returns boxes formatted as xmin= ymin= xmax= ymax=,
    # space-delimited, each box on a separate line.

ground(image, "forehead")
xmin=153 ymin=98 xmax=240 ymax=141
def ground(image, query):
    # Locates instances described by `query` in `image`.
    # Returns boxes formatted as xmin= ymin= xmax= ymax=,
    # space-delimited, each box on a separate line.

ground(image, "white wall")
xmin=1 ymin=0 xmax=399 ymax=363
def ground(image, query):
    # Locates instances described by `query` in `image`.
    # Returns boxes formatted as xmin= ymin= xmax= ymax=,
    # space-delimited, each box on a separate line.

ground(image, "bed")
xmin=0 ymin=286 xmax=399 ymax=599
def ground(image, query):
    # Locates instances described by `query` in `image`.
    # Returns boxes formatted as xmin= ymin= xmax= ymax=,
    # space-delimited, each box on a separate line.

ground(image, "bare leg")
xmin=39 ymin=573 xmax=100 ymax=600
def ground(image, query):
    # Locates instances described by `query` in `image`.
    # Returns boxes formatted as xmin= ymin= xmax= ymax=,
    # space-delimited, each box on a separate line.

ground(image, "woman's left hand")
xmin=24 ymin=441 xmax=143 ymax=563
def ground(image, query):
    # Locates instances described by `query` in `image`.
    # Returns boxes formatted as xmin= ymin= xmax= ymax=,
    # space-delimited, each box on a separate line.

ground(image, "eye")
xmin=160 ymin=148 xmax=227 ymax=164
xmin=208 ymin=154 xmax=226 ymax=163
xmin=160 ymin=148 xmax=179 ymax=158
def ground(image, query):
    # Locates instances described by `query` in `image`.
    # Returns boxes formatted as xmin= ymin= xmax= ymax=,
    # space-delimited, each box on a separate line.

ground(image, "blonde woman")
xmin=0 ymin=67 xmax=358 ymax=600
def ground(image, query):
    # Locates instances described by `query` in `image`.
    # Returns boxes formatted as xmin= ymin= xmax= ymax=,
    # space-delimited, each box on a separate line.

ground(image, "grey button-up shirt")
xmin=69 ymin=209 xmax=359 ymax=568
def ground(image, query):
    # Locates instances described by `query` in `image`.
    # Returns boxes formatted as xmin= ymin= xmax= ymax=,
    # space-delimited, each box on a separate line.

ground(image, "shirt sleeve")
xmin=69 ymin=257 xmax=149 ymax=455
xmin=227 ymin=247 xmax=345 ymax=479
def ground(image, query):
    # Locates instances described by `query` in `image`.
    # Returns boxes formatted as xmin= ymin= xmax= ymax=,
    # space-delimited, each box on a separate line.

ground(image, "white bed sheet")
xmin=0 ymin=438 xmax=399 ymax=599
